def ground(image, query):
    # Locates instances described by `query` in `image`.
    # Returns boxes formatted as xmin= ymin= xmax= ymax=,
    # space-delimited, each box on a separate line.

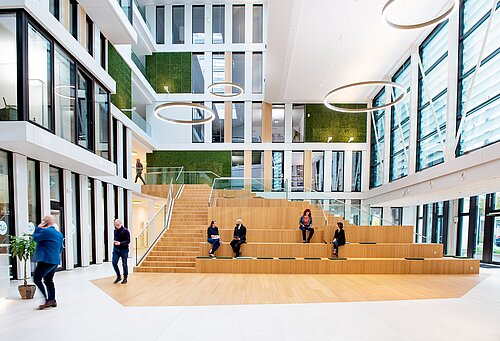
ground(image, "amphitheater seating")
xmin=135 ymin=184 xmax=480 ymax=275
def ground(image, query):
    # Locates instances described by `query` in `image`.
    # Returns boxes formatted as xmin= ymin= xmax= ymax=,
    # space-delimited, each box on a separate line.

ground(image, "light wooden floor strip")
xmin=91 ymin=273 xmax=484 ymax=307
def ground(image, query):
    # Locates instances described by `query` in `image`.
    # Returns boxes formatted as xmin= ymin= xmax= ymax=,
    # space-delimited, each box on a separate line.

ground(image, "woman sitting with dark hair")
xmin=299 ymin=208 xmax=314 ymax=243
xmin=207 ymin=220 xmax=221 ymax=257
xmin=332 ymin=221 xmax=346 ymax=257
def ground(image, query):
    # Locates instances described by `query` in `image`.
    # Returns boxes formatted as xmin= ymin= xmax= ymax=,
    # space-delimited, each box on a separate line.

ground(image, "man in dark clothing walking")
xmin=32 ymin=215 xmax=64 ymax=310
xmin=230 ymin=218 xmax=247 ymax=257
xmin=112 ymin=219 xmax=130 ymax=284
xmin=135 ymin=159 xmax=146 ymax=185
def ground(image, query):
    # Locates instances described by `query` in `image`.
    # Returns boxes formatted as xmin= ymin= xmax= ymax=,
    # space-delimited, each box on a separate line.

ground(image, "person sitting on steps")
xmin=332 ymin=221 xmax=346 ymax=258
xmin=230 ymin=218 xmax=246 ymax=257
xmin=207 ymin=220 xmax=221 ymax=257
xmin=299 ymin=208 xmax=314 ymax=243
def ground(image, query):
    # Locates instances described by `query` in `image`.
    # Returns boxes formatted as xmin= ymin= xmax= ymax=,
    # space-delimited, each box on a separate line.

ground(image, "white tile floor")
xmin=1 ymin=263 xmax=500 ymax=341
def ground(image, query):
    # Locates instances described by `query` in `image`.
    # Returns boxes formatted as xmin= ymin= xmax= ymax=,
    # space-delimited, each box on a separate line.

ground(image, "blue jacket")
xmin=32 ymin=226 xmax=64 ymax=265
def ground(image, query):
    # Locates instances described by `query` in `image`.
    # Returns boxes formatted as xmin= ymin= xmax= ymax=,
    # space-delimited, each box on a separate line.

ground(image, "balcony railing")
xmin=117 ymin=0 xmax=133 ymax=24
xmin=131 ymin=110 xmax=151 ymax=136
xmin=131 ymin=51 xmax=147 ymax=77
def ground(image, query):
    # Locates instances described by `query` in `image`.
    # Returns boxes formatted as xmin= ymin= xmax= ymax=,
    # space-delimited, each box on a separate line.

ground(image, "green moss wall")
xmin=305 ymin=104 xmax=367 ymax=143
xmin=146 ymin=52 xmax=191 ymax=93
xmin=146 ymin=151 xmax=232 ymax=177
xmin=108 ymin=43 xmax=132 ymax=116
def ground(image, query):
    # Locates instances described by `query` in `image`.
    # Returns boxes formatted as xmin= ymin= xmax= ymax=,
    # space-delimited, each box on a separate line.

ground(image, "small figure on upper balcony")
xmin=135 ymin=159 xmax=146 ymax=185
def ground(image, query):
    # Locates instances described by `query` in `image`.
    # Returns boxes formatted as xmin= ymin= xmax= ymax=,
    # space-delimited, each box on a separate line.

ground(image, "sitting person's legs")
xmin=307 ymin=228 xmax=314 ymax=243
xmin=300 ymin=228 xmax=307 ymax=243
xmin=333 ymin=240 xmax=339 ymax=256
xmin=230 ymin=240 xmax=243 ymax=257
xmin=208 ymin=238 xmax=220 ymax=255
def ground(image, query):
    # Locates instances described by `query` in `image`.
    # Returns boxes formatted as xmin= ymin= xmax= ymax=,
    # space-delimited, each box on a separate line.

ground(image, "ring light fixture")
xmin=382 ymin=0 xmax=459 ymax=30
xmin=323 ymin=80 xmax=407 ymax=113
xmin=207 ymin=82 xmax=244 ymax=98
xmin=153 ymin=102 xmax=216 ymax=125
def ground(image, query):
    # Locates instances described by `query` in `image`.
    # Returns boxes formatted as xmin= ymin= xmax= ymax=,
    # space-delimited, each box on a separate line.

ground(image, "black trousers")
xmin=33 ymin=262 xmax=58 ymax=301
xmin=300 ymin=227 xmax=314 ymax=242
xmin=230 ymin=239 xmax=245 ymax=256
xmin=135 ymin=172 xmax=146 ymax=185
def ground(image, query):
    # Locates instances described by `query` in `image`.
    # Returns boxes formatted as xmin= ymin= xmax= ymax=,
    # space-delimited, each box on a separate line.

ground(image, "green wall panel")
xmin=146 ymin=151 xmax=232 ymax=177
xmin=108 ymin=43 xmax=132 ymax=116
xmin=146 ymin=52 xmax=192 ymax=93
xmin=305 ymin=104 xmax=367 ymax=143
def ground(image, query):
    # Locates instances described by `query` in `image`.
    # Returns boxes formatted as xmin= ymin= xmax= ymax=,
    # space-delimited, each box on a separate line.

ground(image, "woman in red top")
xmin=299 ymin=208 xmax=314 ymax=243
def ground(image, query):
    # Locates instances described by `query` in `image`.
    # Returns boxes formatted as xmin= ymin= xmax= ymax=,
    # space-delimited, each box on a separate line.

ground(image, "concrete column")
xmin=117 ymin=187 xmax=125 ymax=224
xmin=245 ymin=4 xmax=252 ymax=43
xmin=283 ymin=150 xmax=292 ymax=193
xmin=12 ymin=154 xmax=29 ymax=279
xmin=185 ymin=4 xmax=192 ymax=45
xmin=62 ymin=170 xmax=74 ymax=270
xmin=94 ymin=180 xmax=104 ymax=264
xmin=116 ymin=121 xmax=124 ymax=178
xmin=165 ymin=5 xmax=172 ymax=46
xmin=126 ymin=127 xmax=133 ymax=180
xmin=225 ymin=4 xmax=232 ymax=45
xmin=383 ymin=87 xmax=391 ymax=184
xmin=445 ymin=11 xmax=460 ymax=162
xmin=284 ymin=103 xmax=293 ymax=143
xmin=79 ymin=175 xmax=90 ymax=267
xmin=344 ymin=151 xmax=353 ymax=193
xmin=303 ymin=150 xmax=312 ymax=191
xmin=106 ymin=183 xmax=115 ymax=262
xmin=408 ymin=45 xmax=419 ymax=175
xmin=205 ymin=5 xmax=212 ymax=45
xmin=39 ymin=162 xmax=51 ymax=216
xmin=323 ymin=150 xmax=333 ymax=193
xmin=361 ymin=150 xmax=370 ymax=192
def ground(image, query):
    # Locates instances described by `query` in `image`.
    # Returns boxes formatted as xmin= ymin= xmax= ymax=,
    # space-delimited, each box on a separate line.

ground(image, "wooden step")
xmin=199 ymin=242 xmax=332 ymax=258
xmin=340 ymin=243 xmax=443 ymax=258
xmin=149 ymin=250 xmax=199 ymax=257
xmin=141 ymin=261 xmax=196 ymax=267
xmin=156 ymin=241 xmax=201 ymax=247
xmin=134 ymin=266 xmax=196 ymax=273
xmin=145 ymin=256 xmax=196 ymax=262
xmin=154 ymin=246 xmax=200 ymax=252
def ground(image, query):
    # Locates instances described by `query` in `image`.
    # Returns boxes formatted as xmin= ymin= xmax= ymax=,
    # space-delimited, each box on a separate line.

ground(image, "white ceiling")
xmin=265 ymin=0 xmax=455 ymax=103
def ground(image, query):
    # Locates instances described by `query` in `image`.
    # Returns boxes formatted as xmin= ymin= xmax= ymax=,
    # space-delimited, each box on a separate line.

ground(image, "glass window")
xmin=77 ymin=71 xmax=92 ymax=150
xmin=27 ymin=160 xmax=39 ymax=230
xmin=172 ymin=5 xmax=185 ymax=44
xmin=122 ymin=125 xmax=128 ymax=180
xmin=212 ymin=52 xmax=225 ymax=94
xmin=212 ymin=102 xmax=224 ymax=143
xmin=328 ymin=199 xmax=345 ymax=217
xmin=212 ymin=5 xmax=225 ymax=44
xmin=252 ymin=52 xmax=263 ymax=94
xmin=86 ymin=16 xmax=93 ymax=55
xmin=272 ymin=151 xmax=284 ymax=191
xmin=49 ymin=0 xmax=59 ymax=19
xmin=69 ymin=0 xmax=78 ymax=38
xmin=192 ymin=53 xmax=205 ymax=94
xmin=100 ymin=33 xmax=106 ymax=69
xmin=28 ymin=24 xmax=52 ymax=130
xmin=88 ymin=178 xmax=95 ymax=264
xmin=156 ymin=6 xmax=165 ymax=44
xmin=232 ymin=52 xmax=245 ymax=93
xmin=192 ymin=104 xmax=204 ymax=143
xmin=272 ymin=104 xmax=285 ymax=143
xmin=49 ymin=166 xmax=60 ymax=202
xmin=252 ymin=102 xmax=262 ymax=143
xmin=192 ymin=5 xmax=205 ymax=44
xmin=54 ymin=47 xmax=75 ymax=142
xmin=253 ymin=4 xmax=263 ymax=43
xmin=391 ymin=207 xmax=403 ymax=225
xmin=95 ymin=84 xmax=109 ymax=159
xmin=0 ymin=14 xmax=18 ymax=121
xmin=390 ymin=58 xmax=411 ymax=181
xmin=232 ymin=102 xmax=244 ymax=143
xmin=0 ymin=151 xmax=12 ymax=274
xmin=292 ymin=104 xmax=305 ymax=142
xmin=232 ymin=5 xmax=245 ymax=43
xmin=417 ymin=22 xmax=448 ymax=170
xmin=231 ymin=150 xmax=244 ymax=178
xmin=252 ymin=150 xmax=264 ymax=191
xmin=352 ymin=151 xmax=362 ymax=192
xmin=370 ymin=207 xmax=383 ymax=226
xmin=331 ymin=151 xmax=344 ymax=192
xmin=291 ymin=151 xmax=304 ymax=192
xmin=370 ymin=88 xmax=385 ymax=188
xmin=474 ymin=194 xmax=487 ymax=260
xmin=71 ymin=173 xmax=81 ymax=267
xmin=311 ymin=151 xmax=324 ymax=192
xmin=457 ymin=0 xmax=500 ymax=155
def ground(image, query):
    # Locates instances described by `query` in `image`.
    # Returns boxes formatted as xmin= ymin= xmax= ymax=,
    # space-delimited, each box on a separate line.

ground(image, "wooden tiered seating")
xmin=135 ymin=184 xmax=480 ymax=275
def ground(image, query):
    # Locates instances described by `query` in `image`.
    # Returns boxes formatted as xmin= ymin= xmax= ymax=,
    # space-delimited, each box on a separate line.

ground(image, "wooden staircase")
xmin=134 ymin=184 xmax=211 ymax=273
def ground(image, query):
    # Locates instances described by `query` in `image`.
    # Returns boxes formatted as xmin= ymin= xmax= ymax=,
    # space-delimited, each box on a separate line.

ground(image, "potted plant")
xmin=10 ymin=234 xmax=36 ymax=299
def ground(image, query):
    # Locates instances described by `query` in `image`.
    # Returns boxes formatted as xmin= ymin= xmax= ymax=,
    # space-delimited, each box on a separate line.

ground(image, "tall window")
xmin=232 ymin=52 xmax=245 ymax=93
xmin=28 ymin=24 xmax=52 ymax=130
xmin=457 ymin=198 xmax=471 ymax=256
xmin=272 ymin=104 xmax=285 ymax=143
xmin=86 ymin=16 xmax=93 ymax=55
xmin=352 ymin=151 xmax=362 ymax=192
xmin=192 ymin=103 xmax=204 ymax=143
xmin=192 ymin=5 xmax=205 ymax=44
xmin=100 ymin=33 xmax=106 ymax=69
xmin=212 ymin=5 xmax=225 ymax=44
xmin=172 ymin=5 xmax=185 ymax=44
xmin=291 ymin=151 xmax=304 ymax=192
xmin=49 ymin=0 xmax=59 ymax=20
xmin=156 ymin=6 xmax=165 ymax=44
xmin=252 ymin=150 xmax=264 ymax=191
xmin=331 ymin=151 xmax=344 ymax=192
xmin=232 ymin=102 xmax=244 ymax=143
xmin=69 ymin=0 xmax=78 ymax=38
xmin=417 ymin=22 xmax=448 ymax=170
xmin=192 ymin=53 xmax=205 ymax=94
xmin=253 ymin=4 xmax=263 ymax=43
xmin=232 ymin=5 xmax=245 ymax=43
xmin=27 ymin=160 xmax=39 ymax=228
xmin=71 ymin=173 xmax=81 ymax=267
xmin=55 ymin=47 xmax=76 ymax=142
xmin=88 ymin=178 xmax=95 ymax=264
xmin=370 ymin=89 xmax=385 ymax=188
xmin=95 ymin=84 xmax=109 ymax=159
xmin=311 ymin=151 xmax=324 ymax=192
xmin=390 ymin=58 xmax=411 ymax=181
xmin=212 ymin=102 xmax=224 ymax=143
xmin=77 ymin=71 xmax=92 ymax=150
xmin=252 ymin=102 xmax=262 ymax=143
xmin=231 ymin=151 xmax=244 ymax=178
xmin=0 ymin=14 xmax=18 ymax=121
xmin=457 ymin=0 xmax=500 ymax=155
xmin=292 ymin=104 xmax=305 ymax=142
xmin=252 ymin=52 xmax=263 ymax=94
xmin=212 ymin=52 xmax=225 ymax=94
xmin=391 ymin=207 xmax=403 ymax=226
xmin=272 ymin=151 xmax=284 ymax=191
xmin=0 ymin=151 xmax=12 ymax=253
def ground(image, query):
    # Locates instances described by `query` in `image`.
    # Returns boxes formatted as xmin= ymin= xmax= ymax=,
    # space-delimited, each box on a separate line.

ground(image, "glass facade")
xmin=331 ymin=151 xmax=344 ymax=192
xmin=192 ymin=5 xmax=205 ymax=44
xmin=71 ymin=173 xmax=81 ymax=267
xmin=232 ymin=102 xmax=245 ymax=143
xmin=77 ymin=71 xmax=92 ymax=150
xmin=417 ymin=22 xmax=448 ymax=170
xmin=172 ymin=5 xmax=185 ymax=44
xmin=292 ymin=104 xmax=305 ymax=143
xmin=252 ymin=52 xmax=263 ymax=94
xmin=232 ymin=52 xmax=245 ymax=93
xmin=212 ymin=52 xmax=225 ymax=94
xmin=231 ymin=151 xmax=244 ymax=178
xmin=311 ymin=151 xmax=324 ymax=192
xmin=272 ymin=104 xmax=285 ymax=143
xmin=352 ymin=151 xmax=362 ymax=192
xmin=272 ymin=151 xmax=284 ymax=191
xmin=370 ymin=89 xmax=385 ymax=188
xmin=95 ymin=85 xmax=109 ymax=159
xmin=390 ymin=59 xmax=411 ymax=181
xmin=212 ymin=102 xmax=224 ymax=143
xmin=192 ymin=104 xmax=204 ymax=143
xmin=232 ymin=5 xmax=245 ymax=43
xmin=252 ymin=102 xmax=262 ymax=143
xmin=156 ymin=6 xmax=165 ymax=44
xmin=0 ymin=14 xmax=17 ymax=121
xmin=253 ymin=4 xmax=264 ymax=43
xmin=55 ymin=47 xmax=76 ymax=142
xmin=457 ymin=0 xmax=500 ymax=155
xmin=27 ymin=160 xmax=39 ymax=227
xmin=192 ymin=53 xmax=205 ymax=94
xmin=291 ymin=151 xmax=304 ymax=192
xmin=252 ymin=150 xmax=264 ymax=191
xmin=212 ymin=5 xmax=225 ymax=44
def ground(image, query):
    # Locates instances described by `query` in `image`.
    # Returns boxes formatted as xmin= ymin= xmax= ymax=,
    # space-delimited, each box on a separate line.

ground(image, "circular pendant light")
xmin=207 ymin=82 xmax=244 ymax=98
xmin=382 ymin=0 xmax=459 ymax=30
xmin=154 ymin=102 xmax=216 ymax=125
xmin=323 ymin=80 xmax=407 ymax=113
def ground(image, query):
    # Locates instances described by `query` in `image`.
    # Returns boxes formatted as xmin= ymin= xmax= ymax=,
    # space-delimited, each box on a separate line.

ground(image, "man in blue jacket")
xmin=112 ymin=219 xmax=130 ymax=284
xmin=32 ymin=215 xmax=64 ymax=310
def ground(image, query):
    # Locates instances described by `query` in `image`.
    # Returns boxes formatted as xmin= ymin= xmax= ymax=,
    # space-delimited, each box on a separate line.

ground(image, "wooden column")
xmin=263 ymin=150 xmax=273 ymax=190
xmin=304 ymin=150 xmax=312 ymax=191
xmin=262 ymin=102 xmax=272 ymax=143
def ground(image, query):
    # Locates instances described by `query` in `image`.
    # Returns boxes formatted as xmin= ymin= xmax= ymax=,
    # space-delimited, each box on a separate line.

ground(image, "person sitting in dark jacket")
xmin=230 ymin=219 xmax=246 ymax=257
xmin=299 ymin=208 xmax=314 ymax=243
xmin=207 ymin=220 xmax=221 ymax=257
xmin=332 ymin=221 xmax=346 ymax=257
